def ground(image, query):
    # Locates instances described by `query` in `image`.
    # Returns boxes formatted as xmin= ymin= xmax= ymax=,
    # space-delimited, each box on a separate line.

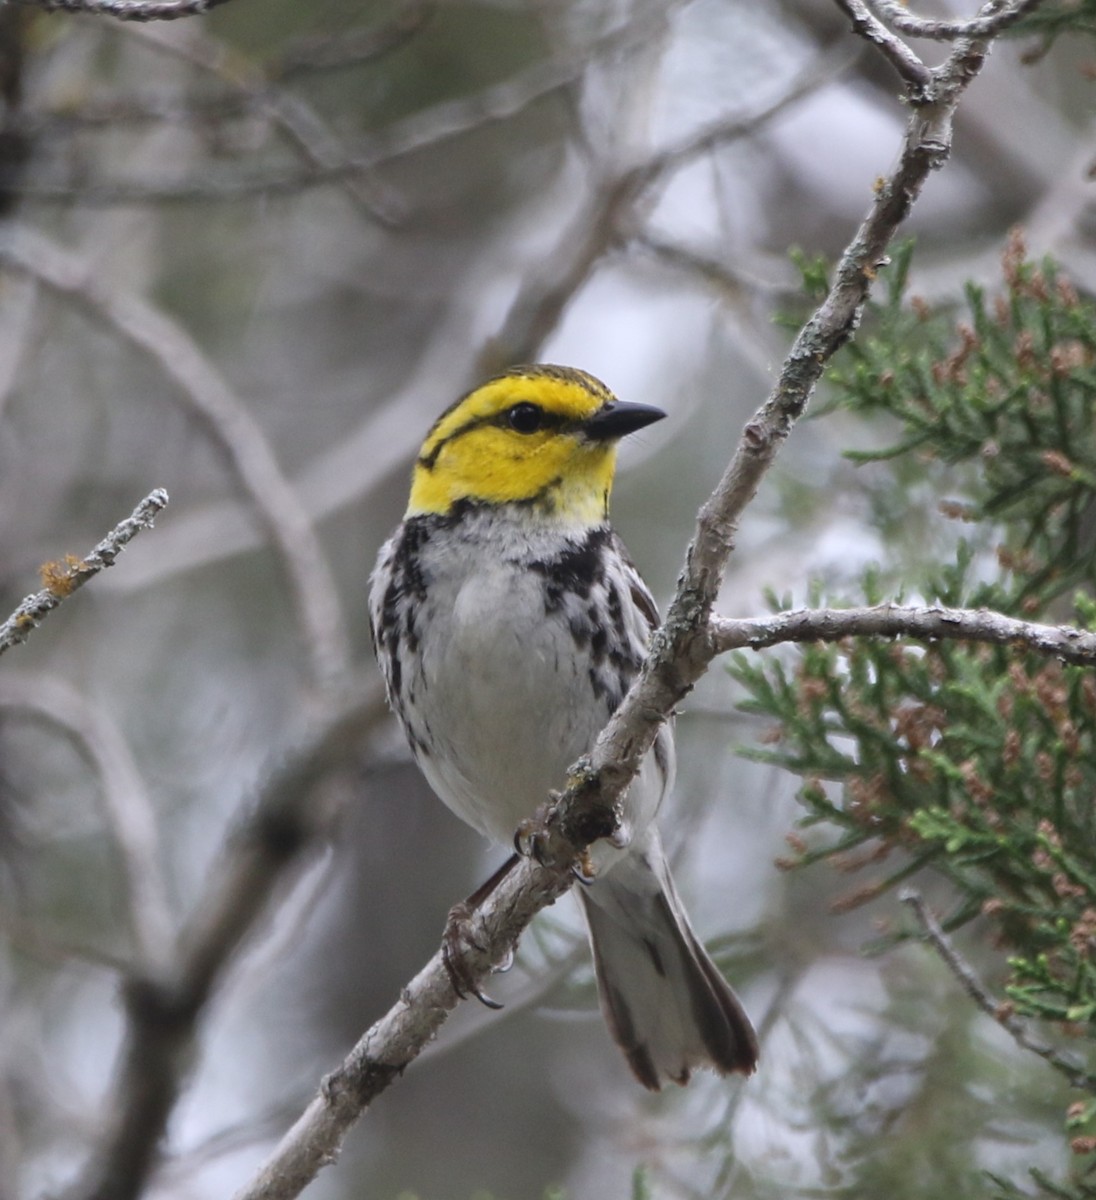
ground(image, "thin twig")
xmin=831 ymin=0 xmax=932 ymax=93
xmin=900 ymin=889 xmax=1096 ymax=1093
xmin=3 ymin=0 xmax=237 ymax=20
xmin=0 ymin=488 xmax=167 ymax=658
xmin=867 ymin=0 xmax=1046 ymax=41
xmin=123 ymin=24 xmax=398 ymax=223
xmin=709 ymin=603 xmax=1096 ymax=667
xmin=0 ymin=674 xmax=175 ymax=974
xmin=0 ymin=228 xmax=351 ymax=691
xmin=273 ymin=0 xmax=434 ymax=78
xmin=632 ymin=232 xmax=803 ymax=300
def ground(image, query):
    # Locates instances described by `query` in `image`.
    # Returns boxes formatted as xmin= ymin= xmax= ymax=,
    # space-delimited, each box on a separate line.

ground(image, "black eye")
xmin=506 ymin=402 xmax=543 ymax=434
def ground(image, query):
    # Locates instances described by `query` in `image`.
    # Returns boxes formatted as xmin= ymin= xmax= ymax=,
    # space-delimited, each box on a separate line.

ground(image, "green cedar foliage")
xmin=730 ymin=232 xmax=1096 ymax=1196
xmin=1012 ymin=0 xmax=1096 ymax=47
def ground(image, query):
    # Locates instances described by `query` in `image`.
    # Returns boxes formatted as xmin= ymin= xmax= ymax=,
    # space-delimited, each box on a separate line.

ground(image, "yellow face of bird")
xmin=407 ymin=365 xmax=666 ymax=524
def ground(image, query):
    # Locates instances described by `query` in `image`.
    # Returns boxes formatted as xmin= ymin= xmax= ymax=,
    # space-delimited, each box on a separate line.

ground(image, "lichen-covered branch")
xmin=710 ymin=604 xmax=1096 ymax=666
xmin=867 ymin=0 xmax=1046 ymax=41
xmin=0 ymin=488 xmax=168 ymax=658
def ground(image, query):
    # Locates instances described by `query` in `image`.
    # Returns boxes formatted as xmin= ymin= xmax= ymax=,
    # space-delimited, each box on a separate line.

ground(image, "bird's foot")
xmin=442 ymin=900 xmax=504 ymax=1010
xmin=513 ymin=795 xmax=559 ymax=864
xmin=441 ymin=854 xmax=521 ymax=1009
xmin=515 ymin=795 xmax=605 ymax=884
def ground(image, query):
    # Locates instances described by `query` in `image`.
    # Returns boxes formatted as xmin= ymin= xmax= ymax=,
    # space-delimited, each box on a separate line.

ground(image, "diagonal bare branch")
xmin=831 ymin=0 xmax=932 ymax=92
xmin=901 ymin=889 xmax=1096 ymax=1092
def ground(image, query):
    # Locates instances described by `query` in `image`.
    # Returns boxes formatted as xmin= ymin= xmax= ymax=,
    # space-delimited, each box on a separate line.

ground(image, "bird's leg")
xmin=443 ymin=851 xmax=520 ymax=1010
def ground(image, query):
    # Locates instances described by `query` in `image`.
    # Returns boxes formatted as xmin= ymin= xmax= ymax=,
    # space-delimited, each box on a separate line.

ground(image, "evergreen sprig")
xmin=732 ymin=232 xmax=1096 ymax=1193
xmin=1010 ymin=0 xmax=1096 ymax=48
xmin=826 ymin=232 xmax=1096 ymax=609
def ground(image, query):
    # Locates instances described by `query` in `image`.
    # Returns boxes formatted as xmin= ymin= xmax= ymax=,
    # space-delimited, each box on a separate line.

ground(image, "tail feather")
xmin=579 ymin=842 xmax=758 ymax=1090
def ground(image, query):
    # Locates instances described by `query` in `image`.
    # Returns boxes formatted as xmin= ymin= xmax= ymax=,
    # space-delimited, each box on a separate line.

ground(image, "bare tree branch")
xmin=831 ymin=0 xmax=932 ymax=92
xmin=0 ymin=228 xmax=351 ymax=690
xmin=0 ymin=488 xmax=168 ymax=658
xmin=867 ymin=0 xmax=1046 ymax=41
xmin=2 ymin=0 xmax=237 ymax=21
xmin=0 ymin=674 xmax=174 ymax=973
xmin=710 ymin=604 xmax=1096 ymax=666
xmin=234 ymin=14 xmax=1009 ymax=1199
xmin=233 ymin=845 xmax=578 ymax=1200
xmin=901 ymin=889 xmax=1096 ymax=1093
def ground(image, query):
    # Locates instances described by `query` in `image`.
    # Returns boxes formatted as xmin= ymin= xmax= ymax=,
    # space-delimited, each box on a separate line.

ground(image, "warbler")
xmin=369 ymin=364 xmax=758 ymax=1089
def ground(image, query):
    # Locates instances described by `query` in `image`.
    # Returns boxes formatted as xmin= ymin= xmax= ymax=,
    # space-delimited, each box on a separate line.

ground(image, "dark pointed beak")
xmin=583 ymin=400 xmax=667 ymax=442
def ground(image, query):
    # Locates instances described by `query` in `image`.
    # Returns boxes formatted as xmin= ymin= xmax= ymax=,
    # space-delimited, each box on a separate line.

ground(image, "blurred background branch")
xmin=4 ymin=0 xmax=239 ymax=22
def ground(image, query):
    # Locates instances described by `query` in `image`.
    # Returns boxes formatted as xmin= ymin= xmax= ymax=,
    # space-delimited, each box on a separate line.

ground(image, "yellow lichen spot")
xmin=39 ymin=553 xmax=84 ymax=597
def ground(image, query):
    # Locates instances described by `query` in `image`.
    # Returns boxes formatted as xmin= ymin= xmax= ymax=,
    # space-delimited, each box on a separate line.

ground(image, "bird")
xmin=369 ymin=363 xmax=758 ymax=1089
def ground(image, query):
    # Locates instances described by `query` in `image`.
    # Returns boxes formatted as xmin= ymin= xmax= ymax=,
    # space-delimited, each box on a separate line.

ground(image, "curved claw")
xmin=444 ymin=948 xmax=504 ymax=1010
xmin=442 ymin=899 xmax=506 ymax=1010
xmin=514 ymin=796 xmax=559 ymax=864
xmin=571 ymin=848 xmax=598 ymax=885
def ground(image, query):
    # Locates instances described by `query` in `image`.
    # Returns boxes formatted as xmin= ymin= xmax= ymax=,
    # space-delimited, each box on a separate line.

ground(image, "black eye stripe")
xmin=417 ymin=405 xmax=574 ymax=470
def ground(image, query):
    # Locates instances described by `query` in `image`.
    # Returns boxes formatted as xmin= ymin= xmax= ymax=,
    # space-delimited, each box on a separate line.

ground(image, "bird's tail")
xmin=579 ymin=838 xmax=758 ymax=1090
